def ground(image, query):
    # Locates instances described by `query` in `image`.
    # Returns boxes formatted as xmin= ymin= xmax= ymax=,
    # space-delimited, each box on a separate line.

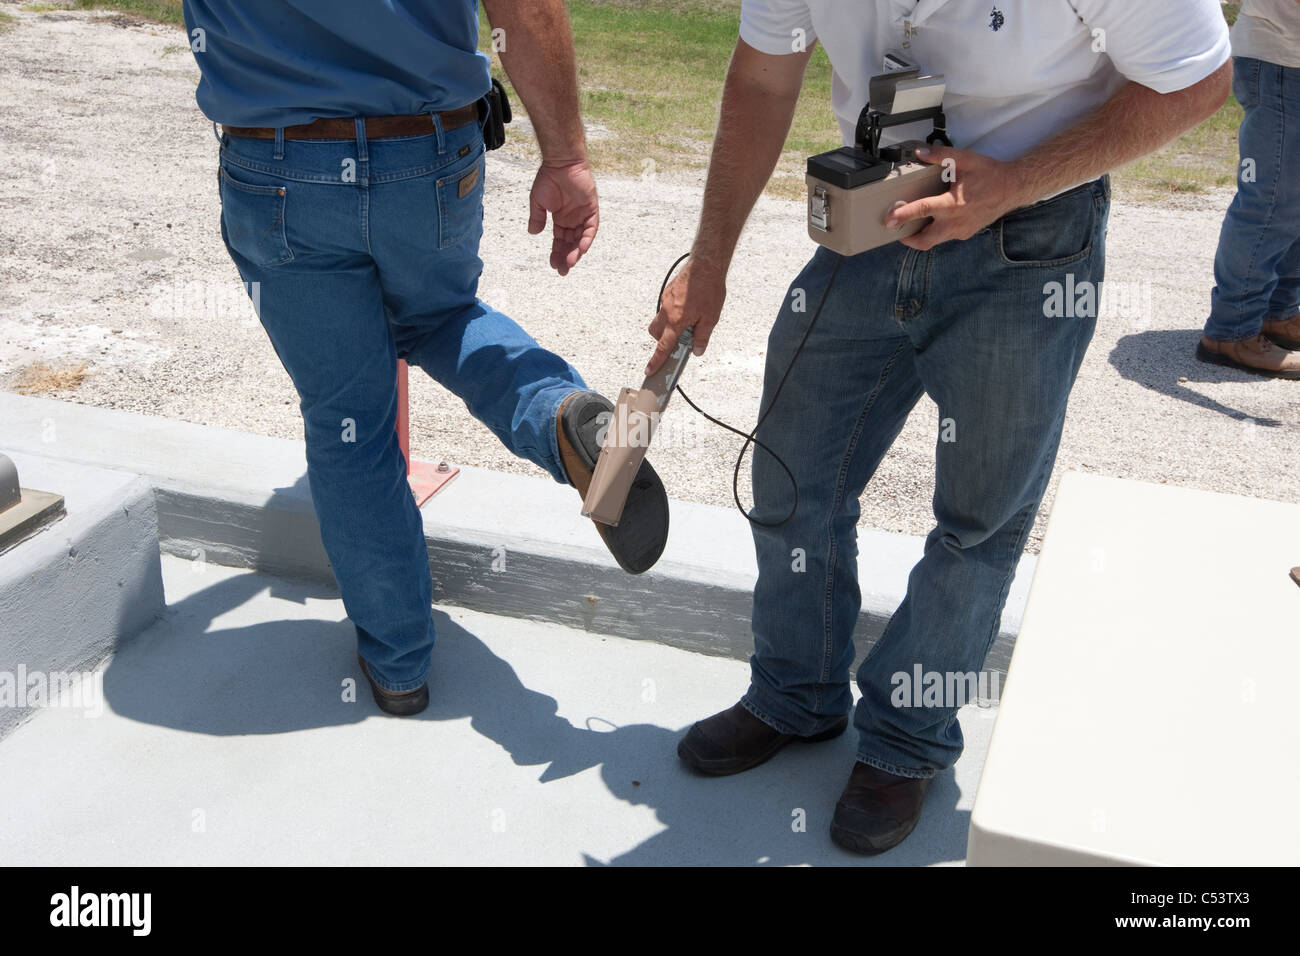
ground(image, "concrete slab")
xmin=0 ymin=451 xmax=164 ymax=739
xmin=0 ymin=555 xmax=995 ymax=865
xmin=969 ymin=473 xmax=1300 ymax=866
xmin=0 ymin=393 xmax=1033 ymax=677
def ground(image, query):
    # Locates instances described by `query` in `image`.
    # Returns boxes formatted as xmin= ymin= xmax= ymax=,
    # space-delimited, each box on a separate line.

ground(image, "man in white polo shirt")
xmin=646 ymin=0 xmax=1230 ymax=854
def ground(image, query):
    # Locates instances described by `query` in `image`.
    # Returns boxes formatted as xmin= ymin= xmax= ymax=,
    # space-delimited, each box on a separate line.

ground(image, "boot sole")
xmin=1195 ymin=342 xmax=1300 ymax=380
xmin=677 ymin=717 xmax=849 ymax=776
xmin=561 ymin=392 xmax=669 ymax=574
xmin=829 ymin=814 xmax=922 ymax=856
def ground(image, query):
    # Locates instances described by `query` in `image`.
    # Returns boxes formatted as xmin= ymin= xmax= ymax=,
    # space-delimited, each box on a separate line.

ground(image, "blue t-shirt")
xmin=182 ymin=0 xmax=492 ymax=126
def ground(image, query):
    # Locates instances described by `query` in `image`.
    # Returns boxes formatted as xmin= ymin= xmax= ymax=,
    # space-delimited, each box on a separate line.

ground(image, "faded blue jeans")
xmin=1205 ymin=56 xmax=1300 ymax=341
xmin=216 ymin=116 xmax=585 ymax=692
xmin=742 ymin=176 xmax=1110 ymax=778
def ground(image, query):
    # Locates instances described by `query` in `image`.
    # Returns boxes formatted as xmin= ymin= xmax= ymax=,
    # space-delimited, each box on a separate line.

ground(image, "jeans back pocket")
xmin=436 ymin=147 xmax=486 ymax=250
xmin=219 ymin=166 xmax=294 ymax=268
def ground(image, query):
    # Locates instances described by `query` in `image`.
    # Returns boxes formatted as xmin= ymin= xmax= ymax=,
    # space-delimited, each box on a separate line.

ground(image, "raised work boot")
xmin=557 ymin=390 xmax=670 ymax=574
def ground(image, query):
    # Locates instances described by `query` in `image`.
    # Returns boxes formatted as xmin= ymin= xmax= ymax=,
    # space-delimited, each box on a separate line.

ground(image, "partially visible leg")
xmin=218 ymin=156 xmax=433 ymax=693
xmin=677 ymin=244 xmax=926 ymax=776
xmin=1266 ymin=229 xmax=1300 ymax=314
xmin=831 ymin=181 xmax=1110 ymax=856
xmin=370 ymin=124 xmax=669 ymax=573
xmin=1262 ymin=234 xmax=1300 ymax=348
xmin=1260 ymin=61 xmax=1300 ymax=348
xmin=371 ymin=128 xmax=586 ymax=486
xmin=853 ymin=181 xmax=1109 ymax=779
xmin=393 ymin=293 xmax=587 ymax=485
xmin=743 ymin=244 xmax=926 ymax=736
xmin=1205 ymin=58 xmax=1300 ymax=342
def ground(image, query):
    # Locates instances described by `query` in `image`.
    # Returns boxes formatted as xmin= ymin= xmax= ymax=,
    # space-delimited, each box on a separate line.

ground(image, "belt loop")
xmin=354 ymin=117 xmax=369 ymax=162
xmin=428 ymin=110 xmax=446 ymax=154
xmin=273 ymin=126 xmax=284 ymax=161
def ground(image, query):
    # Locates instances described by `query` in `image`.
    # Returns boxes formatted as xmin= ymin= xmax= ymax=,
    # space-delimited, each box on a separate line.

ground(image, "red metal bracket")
xmin=397 ymin=359 xmax=459 ymax=507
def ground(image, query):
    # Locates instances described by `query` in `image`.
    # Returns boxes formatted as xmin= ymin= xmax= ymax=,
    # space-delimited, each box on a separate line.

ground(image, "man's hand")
xmin=645 ymin=258 xmax=727 ymax=376
xmin=887 ymin=64 xmax=1232 ymax=251
xmin=529 ymin=159 xmax=599 ymax=276
xmin=482 ymin=0 xmax=594 ymax=274
xmin=641 ymin=39 xmax=810 ymax=375
xmin=885 ymin=146 xmax=1030 ymax=251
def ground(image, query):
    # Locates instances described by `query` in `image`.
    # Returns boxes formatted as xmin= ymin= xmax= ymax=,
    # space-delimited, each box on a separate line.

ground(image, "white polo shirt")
xmin=740 ymin=0 xmax=1231 ymax=162
xmin=1232 ymin=0 xmax=1300 ymax=68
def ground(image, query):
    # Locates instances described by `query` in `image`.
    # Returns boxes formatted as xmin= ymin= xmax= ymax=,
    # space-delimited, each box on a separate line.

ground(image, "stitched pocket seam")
xmin=219 ymin=167 xmax=294 ymax=267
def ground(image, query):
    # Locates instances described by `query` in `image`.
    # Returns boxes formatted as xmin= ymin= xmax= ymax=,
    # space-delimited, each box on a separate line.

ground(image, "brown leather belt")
xmin=222 ymin=104 xmax=479 ymax=141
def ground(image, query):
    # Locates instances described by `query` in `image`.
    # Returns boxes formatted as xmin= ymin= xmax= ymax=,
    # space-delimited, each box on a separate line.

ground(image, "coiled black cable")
xmin=655 ymin=251 xmax=842 ymax=528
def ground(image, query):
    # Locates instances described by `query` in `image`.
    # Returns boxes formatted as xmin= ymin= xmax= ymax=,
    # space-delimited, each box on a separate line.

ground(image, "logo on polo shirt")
xmin=989 ymin=6 xmax=1005 ymax=32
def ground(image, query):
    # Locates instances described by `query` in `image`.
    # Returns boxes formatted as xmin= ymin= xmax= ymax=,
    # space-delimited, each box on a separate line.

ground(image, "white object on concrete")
xmin=968 ymin=472 xmax=1300 ymax=866
xmin=0 ymin=452 xmax=164 ymax=739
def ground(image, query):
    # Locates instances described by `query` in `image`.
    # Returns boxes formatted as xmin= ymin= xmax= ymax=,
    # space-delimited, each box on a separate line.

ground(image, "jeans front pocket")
xmin=218 ymin=166 xmax=293 ymax=268
xmin=996 ymin=180 xmax=1099 ymax=268
xmin=436 ymin=146 xmax=486 ymax=250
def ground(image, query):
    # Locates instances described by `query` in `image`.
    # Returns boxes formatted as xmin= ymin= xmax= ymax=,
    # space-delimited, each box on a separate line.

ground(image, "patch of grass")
xmin=13 ymin=361 xmax=89 ymax=395
xmin=482 ymin=0 xmax=835 ymax=197
xmin=70 ymin=0 xmax=184 ymax=26
xmin=0 ymin=11 xmax=15 ymax=33
xmin=1117 ymin=93 xmax=1243 ymax=200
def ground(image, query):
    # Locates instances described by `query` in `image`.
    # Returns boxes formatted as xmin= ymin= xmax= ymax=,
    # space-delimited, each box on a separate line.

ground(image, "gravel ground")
xmin=1 ymin=3 xmax=1295 ymax=552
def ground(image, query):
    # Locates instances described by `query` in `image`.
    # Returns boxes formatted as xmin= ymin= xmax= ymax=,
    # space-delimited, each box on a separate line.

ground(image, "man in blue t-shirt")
xmin=182 ymin=1 xmax=669 ymax=716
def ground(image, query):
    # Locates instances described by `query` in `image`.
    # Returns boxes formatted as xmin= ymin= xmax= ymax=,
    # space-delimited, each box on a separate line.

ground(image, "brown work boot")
xmin=1262 ymin=313 xmax=1300 ymax=350
xmin=557 ymin=390 xmax=669 ymax=574
xmin=1196 ymin=333 xmax=1300 ymax=379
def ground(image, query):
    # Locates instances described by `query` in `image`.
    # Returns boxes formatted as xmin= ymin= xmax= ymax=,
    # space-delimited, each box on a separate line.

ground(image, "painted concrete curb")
xmin=0 ymin=393 xmax=1032 ymax=676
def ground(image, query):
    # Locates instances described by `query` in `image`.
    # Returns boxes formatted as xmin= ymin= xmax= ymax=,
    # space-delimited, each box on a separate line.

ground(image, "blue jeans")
xmin=216 ymin=117 xmax=586 ymax=691
xmin=1205 ymin=56 xmax=1300 ymax=341
xmin=742 ymin=176 xmax=1110 ymax=777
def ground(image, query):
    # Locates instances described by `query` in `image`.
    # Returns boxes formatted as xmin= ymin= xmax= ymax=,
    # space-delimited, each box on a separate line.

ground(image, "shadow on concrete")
xmin=1108 ymin=330 xmax=1285 ymax=426
xmin=102 ymin=571 xmax=966 ymax=866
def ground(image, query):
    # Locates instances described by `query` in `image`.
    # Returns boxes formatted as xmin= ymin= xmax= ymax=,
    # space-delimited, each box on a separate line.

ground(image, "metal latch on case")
xmin=810 ymin=186 xmax=830 ymax=232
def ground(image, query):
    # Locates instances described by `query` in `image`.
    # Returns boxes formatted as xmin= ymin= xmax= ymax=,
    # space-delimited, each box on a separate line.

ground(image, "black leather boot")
xmin=830 ymin=760 xmax=932 ymax=854
xmin=677 ymin=700 xmax=847 ymax=775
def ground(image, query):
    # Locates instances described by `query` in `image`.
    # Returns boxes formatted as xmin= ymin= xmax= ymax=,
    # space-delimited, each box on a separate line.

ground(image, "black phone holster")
xmin=479 ymin=77 xmax=512 ymax=150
